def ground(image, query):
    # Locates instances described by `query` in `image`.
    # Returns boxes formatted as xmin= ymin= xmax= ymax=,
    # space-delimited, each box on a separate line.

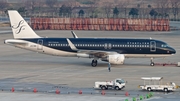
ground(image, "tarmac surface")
xmin=0 ymin=26 xmax=180 ymax=100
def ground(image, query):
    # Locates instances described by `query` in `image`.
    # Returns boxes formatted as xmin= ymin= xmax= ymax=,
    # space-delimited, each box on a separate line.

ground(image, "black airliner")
xmin=5 ymin=10 xmax=176 ymax=67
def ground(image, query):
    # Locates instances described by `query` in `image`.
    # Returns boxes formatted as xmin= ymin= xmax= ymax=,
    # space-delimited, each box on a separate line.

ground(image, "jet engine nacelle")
xmin=108 ymin=54 xmax=125 ymax=64
xmin=77 ymin=53 xmax=94 ymax=58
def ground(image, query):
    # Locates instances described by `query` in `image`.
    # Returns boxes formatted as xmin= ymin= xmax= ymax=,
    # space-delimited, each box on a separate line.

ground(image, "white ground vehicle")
xmin=139 ymin=77 xmax=179 ymax=92
xmin=94 ymin=78 xmax=126 ymax=90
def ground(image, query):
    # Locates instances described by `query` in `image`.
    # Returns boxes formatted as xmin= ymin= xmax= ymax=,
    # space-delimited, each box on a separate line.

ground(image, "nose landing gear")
xmin=150 ymin=58 xmax=154 ymax=66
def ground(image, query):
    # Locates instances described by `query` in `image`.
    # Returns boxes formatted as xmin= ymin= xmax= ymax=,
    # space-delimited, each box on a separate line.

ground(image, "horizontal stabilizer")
xmin=4 ymin=39 xmax=28 ymax=45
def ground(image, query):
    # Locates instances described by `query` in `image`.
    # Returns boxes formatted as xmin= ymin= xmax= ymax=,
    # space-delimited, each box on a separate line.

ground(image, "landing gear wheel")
xmin=147 ymin=87 xmax=151 ymax=91
xmin=91 ymin=60 xmax=97 ymax=67
xmin=101 ymin=86 xmax=106 ymax=90
xmin=115 ymin=86 xmax=119 ymax=90
xmin=150 ymin=58 xmax=154 ymax=66
xmin=150 ymin=62 xmax=154 ymax=66
xmin=164 ymin=88 xmax=168 ymax=92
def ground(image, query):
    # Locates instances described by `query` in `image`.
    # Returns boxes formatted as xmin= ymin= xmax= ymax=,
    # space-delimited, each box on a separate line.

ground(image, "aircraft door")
xmin=150 ymin=41 xmax=156 ymax=52
xmin=37 ymin=39 xmax=43 ymax=50
xmin=104 ymin=43 xmax=112 ymax=49
xmin=104 ymin=43 xmax=108 ymax=49
xmin=108 ymin=43 xmax=112 ymax=49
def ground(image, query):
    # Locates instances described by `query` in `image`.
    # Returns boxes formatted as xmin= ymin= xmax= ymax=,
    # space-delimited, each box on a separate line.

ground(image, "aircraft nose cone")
xmin=173 ymin=49 xmax=176 ymax=54
xmin=171 ymin=48 xmax=176 ymax=54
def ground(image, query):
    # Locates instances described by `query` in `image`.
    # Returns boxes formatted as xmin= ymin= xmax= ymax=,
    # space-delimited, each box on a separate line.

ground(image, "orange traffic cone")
xmin=12 ymin=87 xmax=15 ymax=92
xmin=101 ymin=90 xmax=105 ymax=95
xmin=56 ymin=89 xmax=60 ymax=94
xmin=33 ymin=88 xmax=37 ymax=93
xmin=125 ymin=91 xmax=129 ymax=96
xmin=79 ymin=90 xmax=82 ymax=94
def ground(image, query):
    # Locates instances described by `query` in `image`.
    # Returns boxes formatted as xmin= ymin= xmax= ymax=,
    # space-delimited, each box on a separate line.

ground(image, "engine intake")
xmin=102 ymin=54 xmax=125 ymax=64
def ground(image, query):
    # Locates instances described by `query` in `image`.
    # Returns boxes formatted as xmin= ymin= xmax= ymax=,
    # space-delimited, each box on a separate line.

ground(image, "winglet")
xmin=71 ymin=31 xmax=78 ymax=38
xmin=66 ymin=38 xmax=78 ymax=51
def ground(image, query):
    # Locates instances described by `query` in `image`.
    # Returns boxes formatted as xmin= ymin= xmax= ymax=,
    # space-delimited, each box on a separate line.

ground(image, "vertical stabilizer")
xmin=8 ymin=10 xmax=40 ymax=39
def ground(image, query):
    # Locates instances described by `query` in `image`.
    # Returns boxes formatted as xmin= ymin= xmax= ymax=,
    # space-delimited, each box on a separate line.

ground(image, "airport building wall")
xmin=30 ymin=18 xmax=169 ymax=31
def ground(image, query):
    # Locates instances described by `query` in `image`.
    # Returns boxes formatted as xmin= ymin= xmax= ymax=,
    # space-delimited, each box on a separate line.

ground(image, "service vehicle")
xmin=94 ymin=78 xmax=126 ymax=90
xmin=139 ymin=77 xmax=179 ymax=92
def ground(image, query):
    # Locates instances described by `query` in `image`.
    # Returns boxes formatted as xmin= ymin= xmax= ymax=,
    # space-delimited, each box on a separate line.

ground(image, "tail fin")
xmin=8 ymin=10 xmax=40 ymax=39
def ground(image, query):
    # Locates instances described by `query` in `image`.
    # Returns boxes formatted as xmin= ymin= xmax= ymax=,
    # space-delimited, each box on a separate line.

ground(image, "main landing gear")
xmin=150 ymin=58 xmax=155 ymax=66
xmin=91 ymin=59 xmax=98 ymax=67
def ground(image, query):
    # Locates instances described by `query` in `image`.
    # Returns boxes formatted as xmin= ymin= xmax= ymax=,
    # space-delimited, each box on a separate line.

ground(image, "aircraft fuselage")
xmin=14 ymin=38 xmax=175 ymax=58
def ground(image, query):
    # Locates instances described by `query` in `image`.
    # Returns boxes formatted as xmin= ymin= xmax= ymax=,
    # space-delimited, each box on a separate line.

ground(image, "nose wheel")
xmin=91 ymin=60 xmax=98 ymax=67
xmin=150 ymin=62 xmax=154 ymax=66
xmin=150 ymin=58 xmax=154 ymax=66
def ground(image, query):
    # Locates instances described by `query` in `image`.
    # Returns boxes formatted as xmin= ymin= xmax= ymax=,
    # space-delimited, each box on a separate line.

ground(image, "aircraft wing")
xmin=67 ymin=38 xmax=120 ymax=58
xmin=77 ymin=50 xmax=118 ymax=58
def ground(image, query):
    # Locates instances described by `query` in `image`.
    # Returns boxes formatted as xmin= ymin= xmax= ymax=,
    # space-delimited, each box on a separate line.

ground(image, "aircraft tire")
xmin=91 ymin=60 xmax=97 ymax=67
xmin=150 ymin=62 xmax=154 ymax=66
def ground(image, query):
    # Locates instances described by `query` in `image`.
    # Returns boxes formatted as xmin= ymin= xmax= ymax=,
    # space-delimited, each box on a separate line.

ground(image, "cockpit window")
xmin=161 ymin=44 xmax=169 ymax=47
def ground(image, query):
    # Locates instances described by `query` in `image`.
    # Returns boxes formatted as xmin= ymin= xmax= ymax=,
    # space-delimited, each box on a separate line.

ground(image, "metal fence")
xmin=31 ymin=18 xmax=169 ymax=31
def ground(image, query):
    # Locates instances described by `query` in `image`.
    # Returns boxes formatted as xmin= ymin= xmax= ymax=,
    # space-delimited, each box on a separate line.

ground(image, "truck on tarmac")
xmin=139 ymin=77 xmax=179 ymax=92
xmin=94 ymin=78 xmax=126 ymax=90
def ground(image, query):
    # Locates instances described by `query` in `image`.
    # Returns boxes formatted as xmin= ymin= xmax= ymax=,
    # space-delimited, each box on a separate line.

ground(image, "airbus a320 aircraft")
xmin=5 ymin=10 xmax=176 ymax=67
